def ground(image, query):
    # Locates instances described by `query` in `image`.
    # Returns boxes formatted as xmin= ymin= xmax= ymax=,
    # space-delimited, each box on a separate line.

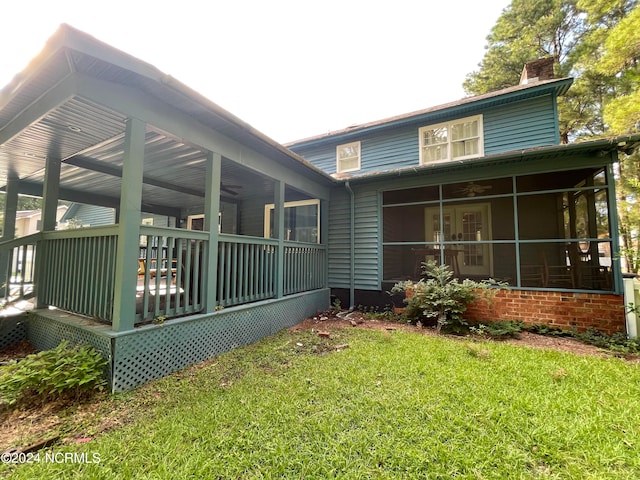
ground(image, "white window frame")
xmin=419 ymin=115 xmax=484 ymax=164
xmin=264 ymin=199 xmax=320 ymax=243
xmin=336 ymin=141 xmax=361 ymax=173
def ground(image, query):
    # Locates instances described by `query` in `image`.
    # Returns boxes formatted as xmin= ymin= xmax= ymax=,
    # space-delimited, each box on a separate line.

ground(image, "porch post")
xmin=41 ymin=158 xmax=61 ymax=232
xmin=607 ymin=159 xmax=624 ymax=293
xmin=203 ymin=151 xmax=221 ymax=312
xmin=112 ymin=117 xmax=146 ymax=332
xmin=0 ymin=174 xmax=19 ymax=297
xmin=274 ymin=180 xmax=285 ymax=298
xmin=34 ymin=157 xmax=62 ymax=309
xmin=320 ymin=199 xmax=329 ymax=288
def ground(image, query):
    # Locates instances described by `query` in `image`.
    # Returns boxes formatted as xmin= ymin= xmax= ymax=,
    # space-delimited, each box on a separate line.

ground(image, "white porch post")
xmin=203 ymin=151 xmax=221 ymax=312
xmin=112 ymin=117 xmax=145 ymax=332
xmin=0 ymin=175 xmax=19 ymax=297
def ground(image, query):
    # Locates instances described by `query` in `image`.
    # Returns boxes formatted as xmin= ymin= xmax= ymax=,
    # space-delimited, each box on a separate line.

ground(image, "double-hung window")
xmin=419 ymin=115 xmax=483 ymax=164
xmin=336 ymin=141 xmax=361 ymax=173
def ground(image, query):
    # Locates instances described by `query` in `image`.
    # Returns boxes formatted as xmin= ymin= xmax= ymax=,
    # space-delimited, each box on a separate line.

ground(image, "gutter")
xmin=345 ymin=181 xmax=355 ymax=309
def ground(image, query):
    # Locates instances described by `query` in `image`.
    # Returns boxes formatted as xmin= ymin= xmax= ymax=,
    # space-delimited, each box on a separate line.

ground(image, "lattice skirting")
xmin=28 ymin=314 xmax=114 ymax=383
xmin=26 ymin=289 xmax=329 ymax=392
xmin=0 ymin=314 xmax=28 ymax=350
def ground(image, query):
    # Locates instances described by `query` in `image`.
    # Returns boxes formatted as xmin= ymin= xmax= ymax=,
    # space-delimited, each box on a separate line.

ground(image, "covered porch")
xmin=0 ymin=25 xmax=332 ymax=389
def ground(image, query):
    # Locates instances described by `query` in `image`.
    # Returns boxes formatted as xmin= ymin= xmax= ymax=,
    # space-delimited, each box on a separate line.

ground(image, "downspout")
xmin=345 ymin=181 xmax=355 ymax=309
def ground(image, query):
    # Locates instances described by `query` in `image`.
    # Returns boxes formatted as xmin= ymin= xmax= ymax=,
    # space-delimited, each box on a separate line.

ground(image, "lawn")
xmin=2 ymin=324 xmax=640 ymax=479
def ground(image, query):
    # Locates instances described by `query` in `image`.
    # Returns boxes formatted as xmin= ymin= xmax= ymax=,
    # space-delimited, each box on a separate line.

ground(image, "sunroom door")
xmin=424 ymin=203 xmax=492 ymax=277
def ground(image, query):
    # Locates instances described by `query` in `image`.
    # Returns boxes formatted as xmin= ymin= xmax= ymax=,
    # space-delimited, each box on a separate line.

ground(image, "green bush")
xmin=574 ymin=328 xmax=640 ymax=355
xmin=391 ymin=261 xmax=505 ymax=333
xmin=0 ymin=340 xmax=107 ymax=407
xmin=471 ymin=320 xmax=524 ymax=339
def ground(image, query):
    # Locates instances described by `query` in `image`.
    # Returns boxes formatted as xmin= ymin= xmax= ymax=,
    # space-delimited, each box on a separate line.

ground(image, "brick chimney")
xmin=520 ymin=57 xmax=555 ymax=85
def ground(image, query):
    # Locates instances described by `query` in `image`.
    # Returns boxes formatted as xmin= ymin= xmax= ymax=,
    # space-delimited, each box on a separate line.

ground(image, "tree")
xmin=465 ymin=0 xmax=640 ymax=272
xmin=585 ymin=1 xmax=640 ymax=272
xmin=464 ymin=0 xmax=584 ymax=96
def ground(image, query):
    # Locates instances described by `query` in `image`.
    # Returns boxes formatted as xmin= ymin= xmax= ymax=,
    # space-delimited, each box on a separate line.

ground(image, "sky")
xmin=1 ymin=1 xmax=510 ymax=144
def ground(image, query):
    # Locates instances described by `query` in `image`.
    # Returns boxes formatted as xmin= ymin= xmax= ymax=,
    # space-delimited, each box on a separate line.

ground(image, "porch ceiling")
xmin=0 ymin=95 xmax=271 ymax=211
xmin=0 ymin=24 xmax=333 ymax=214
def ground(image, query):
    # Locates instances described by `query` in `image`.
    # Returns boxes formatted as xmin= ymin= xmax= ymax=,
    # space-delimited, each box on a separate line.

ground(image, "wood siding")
xmin=67 ymin=204 xmax=116 ymax=226
xmin=483 ymin=95 xmax=558 ymax=154
xmin=327 ymin=186 xmax=380 ymax=290
xmin=327 ymin=189 xmax=351 ymax=288
xmin=290 ymin=95 xmax=558 ymax=175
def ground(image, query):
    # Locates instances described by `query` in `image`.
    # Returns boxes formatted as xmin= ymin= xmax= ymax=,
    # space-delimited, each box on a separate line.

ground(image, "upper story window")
xmin=419 ymin=115 xmax=484 ymax=164
xmin=336 ymin=141 xmax=361 ymax=173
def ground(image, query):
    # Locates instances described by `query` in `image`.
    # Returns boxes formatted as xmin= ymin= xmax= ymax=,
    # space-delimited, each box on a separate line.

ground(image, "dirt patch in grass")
xmin=291 ymin=311 xmax=617 ymax=359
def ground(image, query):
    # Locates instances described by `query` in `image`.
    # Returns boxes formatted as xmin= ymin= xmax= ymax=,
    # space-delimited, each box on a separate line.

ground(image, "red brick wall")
xmin=464 ymin=289 xmax=625 ymax=335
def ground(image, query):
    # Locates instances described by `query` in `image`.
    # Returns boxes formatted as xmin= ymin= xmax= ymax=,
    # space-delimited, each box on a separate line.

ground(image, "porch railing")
xmin=137 ymin=226 xmax=208 ymax=323
xmin=217 ymin=234 xmax=277 ymax=307
xmin=0 ymin=225 xmax=328 ymax=327
xmin=38 ymin=226 xmax=119 ymax=321
xmin=284 ymin=241 xmax=327 ymax=295
xmin=0 ymin=232 xmax=41 ymax=303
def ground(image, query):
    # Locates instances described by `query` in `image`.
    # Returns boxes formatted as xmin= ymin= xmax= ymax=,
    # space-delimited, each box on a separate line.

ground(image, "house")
xmin=0 ymin=26 xmax=637 ymax=390
xmin=15 ymin=205 xmax=68 ymax=237
xmin=286 ymin=57 xmax=639 ymax=335
xmin=59 ymin=202 xmax=115 ymax=228
xmin=0 ymin=25 xmax=333 ymax=390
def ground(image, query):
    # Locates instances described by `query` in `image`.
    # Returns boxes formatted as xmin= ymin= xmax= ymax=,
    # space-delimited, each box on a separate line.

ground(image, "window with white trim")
xmin=336 ymin=141 xmax=361 ymax=173
xmin=419 ymin=115 xmax=483 ymax=164
xmin=264 ymin=199 xmax=320 ymax=243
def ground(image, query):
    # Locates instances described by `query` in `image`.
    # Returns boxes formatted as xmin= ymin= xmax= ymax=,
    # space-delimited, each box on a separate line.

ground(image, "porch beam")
xmin=64 ymin=155 xmax=206 ymax=198
xmin=74 ymin=73 xmax=331 ymax=200
xmin=112 ymin=117 xmax=146 ymax=332
xmin=9 ymin=180 xmax=181 ymax=218
xmin=203 ymin=151 xmax=221 ymax=312
xmin=274 ymin=180 xmax=285 ymax=298
xmin=0 ymin=74 xmax=76 ymax=146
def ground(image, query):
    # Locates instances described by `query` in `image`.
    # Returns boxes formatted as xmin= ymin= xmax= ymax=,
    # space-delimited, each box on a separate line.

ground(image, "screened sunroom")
xmin=381 ymin=151 xmax=621 ymax=293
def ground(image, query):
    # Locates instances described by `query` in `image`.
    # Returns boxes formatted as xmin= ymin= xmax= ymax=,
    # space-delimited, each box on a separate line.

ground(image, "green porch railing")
xmin=0 ymin=232 xmax=41 ymax=303
xmin=0 ymin=225 xmax=328 ymax=327
xmin=283 ymin=241 xmax=327 ymax=295
xmin=217 ymin=234 xmax=278 ymax=307
xmin=38 ymin=226 xmax=119 ymax=321
xmin=137 ymin=226 xmax=209 ymax=323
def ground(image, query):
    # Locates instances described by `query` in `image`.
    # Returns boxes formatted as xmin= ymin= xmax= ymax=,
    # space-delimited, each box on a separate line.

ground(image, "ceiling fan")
xmin=457 ymin=181 xmax=492 ymax=197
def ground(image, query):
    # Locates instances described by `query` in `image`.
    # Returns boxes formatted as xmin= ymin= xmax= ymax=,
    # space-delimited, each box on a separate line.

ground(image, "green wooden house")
xmin=287 ymin=57 xmax=640 ymax=335
xmin=0 ymin=25 xmax=333 ymax=390
xmin=1 ymin=27 xmax=638 ymax=390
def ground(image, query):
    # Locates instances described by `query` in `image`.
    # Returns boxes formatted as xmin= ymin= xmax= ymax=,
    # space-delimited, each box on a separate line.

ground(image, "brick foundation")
xmin=464 ymin=290 xmax=626 ymax=335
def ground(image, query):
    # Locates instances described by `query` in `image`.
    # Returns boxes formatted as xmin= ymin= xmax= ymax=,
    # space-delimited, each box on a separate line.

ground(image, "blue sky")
xmin=1 ymin=0 xmax=510 ymax=143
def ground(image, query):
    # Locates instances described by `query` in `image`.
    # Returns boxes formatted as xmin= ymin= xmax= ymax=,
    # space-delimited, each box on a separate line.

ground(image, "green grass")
xmin=3 ymin=327 xmax=640 ymax=479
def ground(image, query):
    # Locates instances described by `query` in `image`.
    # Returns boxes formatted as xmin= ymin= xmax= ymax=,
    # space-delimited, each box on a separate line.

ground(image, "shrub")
xmin=471 ymin=320 xmax=524 ymax=339
xmin=391 ymin=261 xmax=505 ymax=333
xmin=574 ymin=328 xmax=640 ymax=355
xmin=0 ymin=340 xmax=107 ymax=407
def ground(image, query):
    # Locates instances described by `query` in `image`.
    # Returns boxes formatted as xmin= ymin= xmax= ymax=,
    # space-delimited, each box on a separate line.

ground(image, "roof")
xmin=15 ymin=205 xmax=67 ymax=220
xmin=286 ymin=77 xmax=573 ymax=148
xmin=0 ymin=24 xmax=335 ymax=215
